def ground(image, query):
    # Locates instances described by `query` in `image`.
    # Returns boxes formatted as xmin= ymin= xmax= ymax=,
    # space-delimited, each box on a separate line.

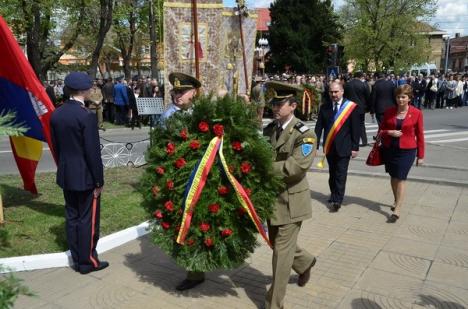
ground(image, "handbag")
xmin=366 ymin=133 xmax=384 ymax=166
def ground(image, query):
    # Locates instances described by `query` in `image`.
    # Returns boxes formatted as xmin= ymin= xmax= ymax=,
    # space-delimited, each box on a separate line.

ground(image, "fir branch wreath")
xmin=140 ymin=95 xmax=282 ymax=272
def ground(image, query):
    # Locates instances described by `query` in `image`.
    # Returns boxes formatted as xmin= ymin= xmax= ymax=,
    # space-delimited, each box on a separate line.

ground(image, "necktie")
xmin=276 ymin=126 xmax=283 ymax=141
xmin=333 ymin=102 xmax=339 ymax=115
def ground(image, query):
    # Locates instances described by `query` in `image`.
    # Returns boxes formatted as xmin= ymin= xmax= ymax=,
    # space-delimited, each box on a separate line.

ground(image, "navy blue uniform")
xmin=50 ymin=99 xmax=104 ymax=273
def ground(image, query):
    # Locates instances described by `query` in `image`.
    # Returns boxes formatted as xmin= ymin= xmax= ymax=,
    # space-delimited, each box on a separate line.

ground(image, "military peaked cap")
xmin=169 ymin=72 xmax=201 ymax=91
xmin=265 ymin=81 xmax=303 ymax=105
xmin=64 ymin=72 xmax=93 ymax=91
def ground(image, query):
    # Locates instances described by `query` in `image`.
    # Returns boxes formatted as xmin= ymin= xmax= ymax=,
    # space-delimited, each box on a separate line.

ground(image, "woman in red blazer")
xmin=379 ymin=84 xmax=425 ymax=222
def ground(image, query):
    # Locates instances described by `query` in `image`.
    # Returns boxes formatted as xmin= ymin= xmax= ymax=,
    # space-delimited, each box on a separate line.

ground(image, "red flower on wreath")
xmin=166 ymin=143 xmax=175 ymax=155
xmin=166 ymin=180 xmax=174 ymax=190
xmin=208 ymin=203 xmax=220 ymax=214
xmin=189 ymin=139 xmax=201 ymax=150
xmin=231 ymin=141 xmax=243 ymax=152
xmin=174 ymin=158 xmax=187 ymax=169
xmin=218 ymin=185 xmax=229 ymax=196
xmin=198 ymin=121 xmax=209 ymax=132
xmin=161 ymin=222 xmax=171 ymax=230
xmin=199 ymin=222 xmax=210 ymax=232
xmin=153 ymin=209 xmax=163 ymax=219
xmin=180 ymin=128 xmax=188 ymax=140
xmin=164 ymin=200 xmax=174 ymax=212
xmin=155 ymin=166 xmax=165 ymax=175
xmin=245 ymin=188 xmax=252 ymax=196
xmin=240 ymin=161 xmax=252 ymax=174
xmin=221 ymin=228 xmax=233 ymax=237
xmin=151 ymin=185 xmax=160 ymax=197
xmin=204 ymin=238 xmax=214 ymax=247
xmin=212 ymin=124 xmax=224 ymax=137
xmin=186 ymin=239 xmax=195 ymax=246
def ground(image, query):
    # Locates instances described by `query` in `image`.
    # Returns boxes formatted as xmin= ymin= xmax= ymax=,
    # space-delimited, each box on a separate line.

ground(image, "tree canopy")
xmin=267 ymin=0 xmax=342 ymax=73
xmin=339 ymin=0 xmax=436 ymax=72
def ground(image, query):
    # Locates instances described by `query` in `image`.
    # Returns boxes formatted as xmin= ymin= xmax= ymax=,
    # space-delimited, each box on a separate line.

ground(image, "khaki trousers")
xmin=265 ymin=222 xmax=315 ymax=309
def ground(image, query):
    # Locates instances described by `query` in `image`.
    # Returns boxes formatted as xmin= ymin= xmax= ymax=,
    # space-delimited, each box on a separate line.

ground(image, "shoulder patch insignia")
xmin=301 ymin=143 xmax=314 ymax=156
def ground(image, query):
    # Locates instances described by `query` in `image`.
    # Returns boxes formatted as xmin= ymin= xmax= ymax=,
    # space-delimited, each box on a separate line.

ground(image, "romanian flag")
xmin=0 ymin=16 xmax=55 ymax=194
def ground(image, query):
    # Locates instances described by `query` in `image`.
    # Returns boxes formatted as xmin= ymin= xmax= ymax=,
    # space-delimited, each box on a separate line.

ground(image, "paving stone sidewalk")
xmin=13 ymin=173 xmax=468 ymax=309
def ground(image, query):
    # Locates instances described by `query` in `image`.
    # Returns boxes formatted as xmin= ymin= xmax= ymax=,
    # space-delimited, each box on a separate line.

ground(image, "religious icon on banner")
xmin=179 ymin=22 xmax=208 ymax=62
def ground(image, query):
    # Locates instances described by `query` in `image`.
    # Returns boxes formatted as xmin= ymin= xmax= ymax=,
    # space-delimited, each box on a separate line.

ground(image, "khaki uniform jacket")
xmin=264 ymin=116 xmax=317 ymax=225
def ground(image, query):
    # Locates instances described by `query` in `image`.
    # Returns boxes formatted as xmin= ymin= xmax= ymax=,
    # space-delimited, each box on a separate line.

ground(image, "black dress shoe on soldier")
xmin=298 ymin=257 xmax=317 ymax=287
xmin=176 ymin=279 xmax=205 ymax=291
xmin=79 ymin=261 xmax=109 ymax=274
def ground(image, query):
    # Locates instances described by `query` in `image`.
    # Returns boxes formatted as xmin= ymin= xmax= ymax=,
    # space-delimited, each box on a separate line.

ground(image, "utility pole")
xmin=444 ymin=36 xmax=450 ymax=73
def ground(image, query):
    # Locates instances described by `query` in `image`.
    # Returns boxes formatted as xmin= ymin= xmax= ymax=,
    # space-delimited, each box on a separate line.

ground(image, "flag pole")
xmin=191 ymin=0 xmax=201 ymax=95
xmin=236 ymin=0 xmax=250 ymax=96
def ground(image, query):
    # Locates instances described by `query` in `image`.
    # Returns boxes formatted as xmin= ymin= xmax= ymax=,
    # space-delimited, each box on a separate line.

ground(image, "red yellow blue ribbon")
xmin=323 ymin=100 xmax=357 ymax=155
xmin=176 ymin=136 xmax=271 ymax=248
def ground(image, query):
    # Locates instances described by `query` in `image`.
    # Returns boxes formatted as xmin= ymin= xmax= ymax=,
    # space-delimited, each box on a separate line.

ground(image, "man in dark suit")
xmin=370 ymin=73 xmax=396 ymax=125
xmin=344 ymin=72 xmax=371 ymax=146
xmin=50 ymin=72 xmax=109 ymax=275
xmin=315 ymin=82 xmax=360 ymax=212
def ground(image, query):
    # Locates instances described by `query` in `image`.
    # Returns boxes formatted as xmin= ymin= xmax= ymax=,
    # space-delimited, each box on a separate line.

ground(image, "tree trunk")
xmin=149 ymin=0 xmax=158 ymax=79
xmin=118 ymin=0 xmax=137 ymax=80
xmin=88 ymin=0 xmax=114 ymax=78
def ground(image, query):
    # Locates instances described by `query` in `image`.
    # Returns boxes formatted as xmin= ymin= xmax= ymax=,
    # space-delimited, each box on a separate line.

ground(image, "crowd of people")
xmin=44 ymin=76 xmax=165 ymax=130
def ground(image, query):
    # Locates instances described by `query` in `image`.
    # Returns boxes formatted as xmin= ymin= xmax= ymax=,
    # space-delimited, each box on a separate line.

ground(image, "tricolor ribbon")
xmin=317 ymin=100 xmax=357 ymax=168
xmin=176 ymin=136 xmax=271 ymax=248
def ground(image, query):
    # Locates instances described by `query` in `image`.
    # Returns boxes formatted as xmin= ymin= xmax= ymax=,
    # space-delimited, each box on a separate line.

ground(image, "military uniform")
xmin=263 ymin=82 xmax=317 ymax=309
xmin=50 ymin=72 xmax=108 ymax=275
xmin=159 ymin=72 xmax=201 ymax=127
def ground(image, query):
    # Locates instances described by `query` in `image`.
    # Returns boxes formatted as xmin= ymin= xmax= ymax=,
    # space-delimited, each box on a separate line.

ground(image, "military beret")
xmin=169 ymin=72 xmax=201 ymax=91
xmin=265 ymin=81 xmax=303 ymax=105
xmin=64 ymin=72 xmax=93 ymax=91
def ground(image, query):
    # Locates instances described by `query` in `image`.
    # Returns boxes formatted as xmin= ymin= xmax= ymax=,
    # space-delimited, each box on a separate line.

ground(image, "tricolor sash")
xmin=176 ymin=136 xmax=271 ymax=248
xmin=322 ymin=100 xmax=357 ymax=156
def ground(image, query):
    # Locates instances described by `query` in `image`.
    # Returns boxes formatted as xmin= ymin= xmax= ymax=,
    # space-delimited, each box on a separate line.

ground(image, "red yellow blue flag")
xmin=0 ymin=16 xmax=56 ymax=194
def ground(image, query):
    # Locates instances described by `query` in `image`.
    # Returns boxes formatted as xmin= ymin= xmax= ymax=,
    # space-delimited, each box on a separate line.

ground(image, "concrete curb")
xmin=0 ymin=221 xmax=150 ymax=273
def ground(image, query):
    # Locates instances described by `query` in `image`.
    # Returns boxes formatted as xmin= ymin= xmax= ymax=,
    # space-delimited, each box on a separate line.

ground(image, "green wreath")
xmin=140 ymin=95 xmax=282 ymax=272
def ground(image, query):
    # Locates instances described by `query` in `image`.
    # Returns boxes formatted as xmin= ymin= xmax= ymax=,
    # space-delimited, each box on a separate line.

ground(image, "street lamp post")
xmin=444 ymin=35 xmax=450 ymax=73
xmin=257 ymin=37 xmax=268 ymax=78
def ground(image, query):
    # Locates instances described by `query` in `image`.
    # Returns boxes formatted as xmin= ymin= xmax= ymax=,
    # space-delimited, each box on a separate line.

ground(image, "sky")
xmin=223 ymin=0 xmax=468 ymax=37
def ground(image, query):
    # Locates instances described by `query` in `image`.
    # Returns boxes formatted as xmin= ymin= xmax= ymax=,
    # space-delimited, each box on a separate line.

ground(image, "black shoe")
xmin=175 ymin=279 xmax=205 ymax=291
xmin=298 ymin=257 xmax=317 ymax=287
xmin=387 ymin=214 xmax=399 ymax=223
xmin=330 ymin=203 xmax=341 ymax=212
xmin=79 ymin=261 xmax=109 ymax=274
xmin=359 ymin=143 xmax=370 ymax=147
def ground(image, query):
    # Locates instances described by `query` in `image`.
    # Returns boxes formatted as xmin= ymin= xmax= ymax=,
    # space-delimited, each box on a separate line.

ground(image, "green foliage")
xmin=140 ymin=96 xmax=282 ymax=272
xmin=0 ymin=266 xmax=34 ymax=309
xmin=339 ymin=0 xmax=436 ymax=72
xmin=0 ymin=112 xmax=28 ymax=137
xmin=267 ymin=0 xmax=342 ymax=73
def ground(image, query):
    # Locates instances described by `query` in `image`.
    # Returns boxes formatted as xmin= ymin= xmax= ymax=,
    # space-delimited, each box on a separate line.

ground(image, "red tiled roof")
xmin=256 ymin=8 xmax=270 ymax=32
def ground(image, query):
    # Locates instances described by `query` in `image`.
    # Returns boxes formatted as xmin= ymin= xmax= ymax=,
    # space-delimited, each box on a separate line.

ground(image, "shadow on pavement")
xmin=124 ymin=236 xmax=269 ymax=307
xmin=311 ymin=190 xmax=392 ymax=219
xmin=417 ymin=294 xmax=467 ymax=309
xmin=351 ymin=298 xmax=383 ymax=308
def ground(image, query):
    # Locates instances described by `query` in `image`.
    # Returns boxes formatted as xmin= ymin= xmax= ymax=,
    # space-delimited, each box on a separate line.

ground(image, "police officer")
xmin=263 ymin=82 xmax=317 ymax=309
xmin=159 ymin=72 xmax=201 ymax=127
xmin=50 ymin=72 xmax=108 ymax=275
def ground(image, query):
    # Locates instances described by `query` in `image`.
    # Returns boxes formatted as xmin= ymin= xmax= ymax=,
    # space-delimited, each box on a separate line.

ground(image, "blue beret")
xmin=64 ymin=72 xmax=92 ymax=90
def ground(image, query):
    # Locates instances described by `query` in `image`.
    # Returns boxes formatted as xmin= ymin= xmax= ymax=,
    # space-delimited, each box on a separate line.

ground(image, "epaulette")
xmin=294 ymin=122 xmax=309 ymax=133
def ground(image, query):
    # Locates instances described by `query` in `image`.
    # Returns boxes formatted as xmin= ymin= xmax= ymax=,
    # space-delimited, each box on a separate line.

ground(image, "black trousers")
xmin=376 ymin=113 xmax=384 ymax=126
xmin=359 ymin=113 xmax=367 ymax=145
xmin=64 ymin=189 xmax=101 ymax=272
xmin=326 ymin=153 xmax=351 ymax=204
xmin=436 ymin=92 xmax=445 ymax=108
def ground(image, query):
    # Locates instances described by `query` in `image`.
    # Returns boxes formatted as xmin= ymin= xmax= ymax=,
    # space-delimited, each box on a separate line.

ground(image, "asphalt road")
xmin=1 ymin=107 xmax=468 ymax=184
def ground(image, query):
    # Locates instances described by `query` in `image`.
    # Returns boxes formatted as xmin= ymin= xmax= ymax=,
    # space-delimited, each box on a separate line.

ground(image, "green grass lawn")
xmin=0 ymin=167 xmax=148 ymax=258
